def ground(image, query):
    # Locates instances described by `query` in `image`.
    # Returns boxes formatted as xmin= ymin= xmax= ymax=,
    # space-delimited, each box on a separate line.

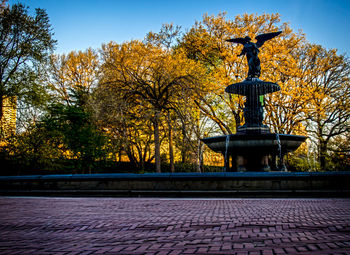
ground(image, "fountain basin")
xmin=225 ymin=78 xmax=280 ymax=95
xmin=202 ymin=133 xmax=306 ymax=154
xmin=202 ymin=133 xmax=307 ymax=171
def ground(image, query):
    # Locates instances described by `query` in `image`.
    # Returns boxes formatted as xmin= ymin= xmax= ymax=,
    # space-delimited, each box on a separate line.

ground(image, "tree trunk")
xmin=125 ymin=145 xmax=137 ymax=167
xmin=137 ymin=145 xmax=144 ymax=171
xmin=181 ymin=123 xmax=187 ymax=163
xmin=118 ymin=150 xmax=122 ymax=163
xmin=196 ymin=139 xmax=203 ymax=172
xmin=319 ymin=140 xmax=327 ymax=170
xmin=0 ymin=93 xmax=3 ymax=123
xmin=154 ymin=110 xmax=161 ymax=173
xmin=0 ymin=94 xmax=3 ymax=138
xmin=168 ymin=112 xmax=175 ymax=172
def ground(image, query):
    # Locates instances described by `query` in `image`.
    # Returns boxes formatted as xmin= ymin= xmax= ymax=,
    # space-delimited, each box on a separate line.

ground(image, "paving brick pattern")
xmin=0 ymin=198 xmax=349 ymax=254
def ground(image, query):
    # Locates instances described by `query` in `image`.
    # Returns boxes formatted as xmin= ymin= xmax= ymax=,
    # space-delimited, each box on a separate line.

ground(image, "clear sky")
xmin=10 ymin=0 xmax=350 ymax=55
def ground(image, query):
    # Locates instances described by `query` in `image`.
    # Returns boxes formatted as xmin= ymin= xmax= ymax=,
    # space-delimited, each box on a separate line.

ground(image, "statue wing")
xmin=226 ymin=37 xmax=248 ymax=45
xmin=255 ymin=31 xmax=282 ymax=48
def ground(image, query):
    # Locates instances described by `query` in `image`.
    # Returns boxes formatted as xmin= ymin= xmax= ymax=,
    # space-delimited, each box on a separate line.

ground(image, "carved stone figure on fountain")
xmin=227 ymin=31 xmax=282 ymax=79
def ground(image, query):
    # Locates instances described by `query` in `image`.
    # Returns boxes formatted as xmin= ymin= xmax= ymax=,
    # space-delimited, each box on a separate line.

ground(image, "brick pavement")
xmin=0 ymin=197 xmax=349 ymax=255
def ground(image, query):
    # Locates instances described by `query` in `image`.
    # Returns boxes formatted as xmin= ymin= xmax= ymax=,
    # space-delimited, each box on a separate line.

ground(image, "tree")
xmin=0 ymin=3 xmax=56 ymax=125
xmin=301 ymin=45 xmax=350 ymax=170
xmin=94 ymin=83 xmax=157 ymax=170
xmin=42 ymin=103 xmax=106 ymax=173
xmin=327 ymin=132 xmax=350 ymax=170
xmin=48 ymin=49 xmax=100 ymax=106
xmin=173 ymin=96 xmax=219 ymax=172
xmin=145 ymin=23 xmax=182 ymax=172
xmin=0 ymin=123 xmax=64 ymax=174
xmin=100 ymin=40 xmax=203 ymax=172
xmin=46 ymin=49 xmax=106 ymax=173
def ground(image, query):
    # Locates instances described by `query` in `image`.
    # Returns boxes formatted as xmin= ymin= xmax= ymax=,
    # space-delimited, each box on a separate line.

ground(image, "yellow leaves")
xmin=231 ymin=13 xmax=281 ymax=37
xmin=49 ymin=48 xmax=100 ymax=104
xmin=100 ymin=39 xmax=206 ymax=114
xmin=299 ymin=44 xmax=350 ymax=122
xmin=65 ymin=49 xmax=100 ymax=88
xmin=145 ymin=23 xmax=181 ymax=50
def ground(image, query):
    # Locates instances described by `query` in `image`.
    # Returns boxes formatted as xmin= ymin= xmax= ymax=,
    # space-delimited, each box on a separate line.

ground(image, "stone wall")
xmin=1 ymin=172 xmax=349 ymax=197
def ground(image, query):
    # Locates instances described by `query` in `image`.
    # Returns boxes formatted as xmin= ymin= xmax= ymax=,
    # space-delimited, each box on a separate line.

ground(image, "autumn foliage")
xmin=1 ymin=8 xmax=349 ymax=173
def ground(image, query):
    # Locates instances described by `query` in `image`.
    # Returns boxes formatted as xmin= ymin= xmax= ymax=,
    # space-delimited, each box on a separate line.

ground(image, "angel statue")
xmin=226 ymin=31 xmax=282 ymax=79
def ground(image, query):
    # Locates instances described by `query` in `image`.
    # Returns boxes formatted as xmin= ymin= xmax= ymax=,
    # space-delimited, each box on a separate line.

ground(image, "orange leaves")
xmin=49 ymin=48 xmax=100 ymax=105
xmin=179 ymin=12 xmax=310 ymax=134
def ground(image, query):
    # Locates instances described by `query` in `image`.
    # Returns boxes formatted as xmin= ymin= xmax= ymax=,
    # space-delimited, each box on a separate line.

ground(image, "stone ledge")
xmin=1 ymin=172 xmax=349 ymax=198
xmin=1 ymin=189 xmax=349 ymax=198
xmin=1 ymin=171 xmax=349 ymax=181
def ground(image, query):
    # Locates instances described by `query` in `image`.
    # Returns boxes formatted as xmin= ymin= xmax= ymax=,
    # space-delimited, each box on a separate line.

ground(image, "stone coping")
xmin=0 ymin=171 xmax=349 ymax=181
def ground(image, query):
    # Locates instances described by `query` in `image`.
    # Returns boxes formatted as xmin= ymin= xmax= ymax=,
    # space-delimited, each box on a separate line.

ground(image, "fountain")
xmin=202 ymin=31 xmax=307 ymax=171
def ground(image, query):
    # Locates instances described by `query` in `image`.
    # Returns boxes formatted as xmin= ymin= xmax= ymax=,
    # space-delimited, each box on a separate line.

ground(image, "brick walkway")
xmin=0 ymin=198 xmax=349 ymax=254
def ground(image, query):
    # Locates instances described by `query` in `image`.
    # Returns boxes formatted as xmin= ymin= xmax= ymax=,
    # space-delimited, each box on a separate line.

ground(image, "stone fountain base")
xmin=202 ymin=133 xmax=307 ymax=172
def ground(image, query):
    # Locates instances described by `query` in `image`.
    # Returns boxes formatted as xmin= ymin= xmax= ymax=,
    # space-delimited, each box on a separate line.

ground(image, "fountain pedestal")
xmin=226 ymin=78 xmax=280 ymax=134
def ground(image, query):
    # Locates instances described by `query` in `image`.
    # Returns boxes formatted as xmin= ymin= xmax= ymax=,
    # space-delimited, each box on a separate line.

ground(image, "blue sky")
xmin=10 ymin=0 xmax=350 ymax=55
